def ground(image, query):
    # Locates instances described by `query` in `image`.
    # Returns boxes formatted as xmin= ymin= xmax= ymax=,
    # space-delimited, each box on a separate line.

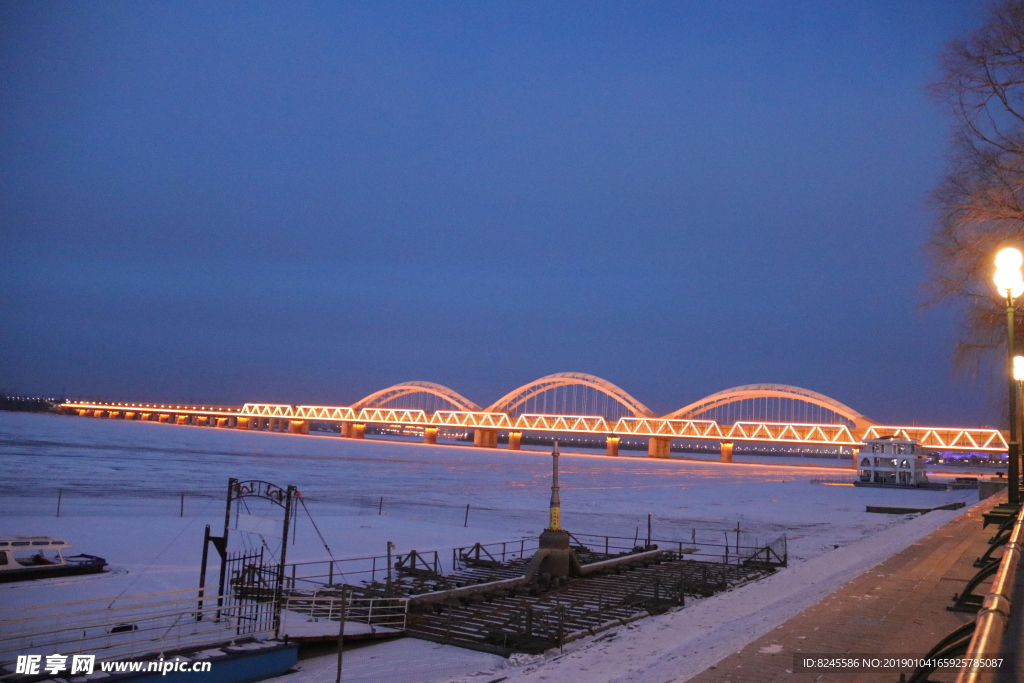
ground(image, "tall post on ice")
xmin=549 ymin=441 xmax=561 ymax=531
xmin=524 ymin=441 xmax=582 ymax=582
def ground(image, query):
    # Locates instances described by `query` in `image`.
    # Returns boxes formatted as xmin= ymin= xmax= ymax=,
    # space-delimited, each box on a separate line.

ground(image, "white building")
xmin=856 ymin=437 xmax=929 ymax=486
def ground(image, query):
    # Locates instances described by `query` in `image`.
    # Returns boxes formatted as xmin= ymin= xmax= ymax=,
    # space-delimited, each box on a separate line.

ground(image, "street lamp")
xmin=994 ymin=247 xmax=1024 ymax=506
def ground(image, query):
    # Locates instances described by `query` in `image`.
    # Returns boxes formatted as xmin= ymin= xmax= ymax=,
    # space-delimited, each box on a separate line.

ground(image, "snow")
xmin=279 ymin=610 xmax=400 ymax=638
xmin=0 ymin=411 xmax=987 ymax=681
xmin=282 ymin=638 xmax=504 ymax=683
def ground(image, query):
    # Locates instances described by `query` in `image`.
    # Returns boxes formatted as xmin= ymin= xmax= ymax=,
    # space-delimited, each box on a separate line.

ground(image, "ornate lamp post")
xmin=994 ymin=247 xmax=1024 ymax=506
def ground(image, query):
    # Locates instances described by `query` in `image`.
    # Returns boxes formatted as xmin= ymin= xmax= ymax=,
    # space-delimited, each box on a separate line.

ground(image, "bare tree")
xmin=929 ymin=0 xmax=1024 ymax=373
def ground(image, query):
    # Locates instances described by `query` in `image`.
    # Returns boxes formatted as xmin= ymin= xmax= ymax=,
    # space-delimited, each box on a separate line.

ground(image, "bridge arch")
xmin=485 ymin=372 xmax=656 ymax=417
xmin=665 ymin=384 xmax=875 ymax=430
xmin=351 ymin=381 xmax=482 ymax=412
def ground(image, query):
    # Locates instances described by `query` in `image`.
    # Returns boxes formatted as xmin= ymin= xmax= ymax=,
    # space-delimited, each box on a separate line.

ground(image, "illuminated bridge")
xmin=61 ymin=372 xmax=1007 ymax=459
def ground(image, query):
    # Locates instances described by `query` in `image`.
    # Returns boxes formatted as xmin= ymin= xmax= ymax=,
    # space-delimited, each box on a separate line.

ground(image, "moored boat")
xmin=0 ymin=536 xmax=107 ymax=582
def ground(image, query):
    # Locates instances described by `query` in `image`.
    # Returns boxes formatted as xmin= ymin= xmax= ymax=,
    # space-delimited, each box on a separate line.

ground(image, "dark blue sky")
xmin=0 ymin=1 xmax=1000 ymax=424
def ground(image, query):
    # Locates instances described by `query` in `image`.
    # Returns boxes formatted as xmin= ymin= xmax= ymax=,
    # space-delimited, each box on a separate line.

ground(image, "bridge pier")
xmin=720 ymin=442 xmax=734 ymax=463
xmin=351 ymin=423 xmax=366 ymax=439
xmin=473 ymin=428 xmax=498 ymax=448
xmin=288 ymin=420 xmax=310 ymax=434
xmin=648 ymin=436 xmax=671 ymax=459
xmin=606 ymin=436 xmax=620 ymax=457
xmin=236 ymin=417 xmax=250 ymax=430
xmin=423 ymin=427 xmax=438 ymax=444
xmin=176 ymin=415 xmax=188 ymax=425
xmin=507 ymin=431 xmax=522 ymax=450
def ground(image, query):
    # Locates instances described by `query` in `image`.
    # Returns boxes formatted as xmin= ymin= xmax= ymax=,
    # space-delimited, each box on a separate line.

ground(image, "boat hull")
xmin=0 ymin=555 xmax=107 ymax=583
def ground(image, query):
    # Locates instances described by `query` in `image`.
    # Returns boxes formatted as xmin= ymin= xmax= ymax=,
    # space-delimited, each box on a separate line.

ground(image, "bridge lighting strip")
xmin=58 ymin=402 xmax=1007 ymax=451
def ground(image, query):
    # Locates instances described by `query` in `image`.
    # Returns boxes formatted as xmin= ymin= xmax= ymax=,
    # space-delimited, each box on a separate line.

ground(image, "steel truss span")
xmin=351 ymin=381 xmax=481 ymax=413
xmin=485 ymin=372 xmax=656 ymax=418
xmin=59 ymin=373 xmax=1008 ymax=452
xmin=665 ymin=384 xmax=874 ymax=431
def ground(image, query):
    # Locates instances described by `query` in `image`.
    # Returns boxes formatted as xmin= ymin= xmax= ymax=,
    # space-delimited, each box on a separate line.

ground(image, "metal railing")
xmin=453 ymin=538 xmax=539 ymax=569
xmin=566 ymin=531 xmax=787 ymax=567
xmin=284 ymin=549 xmax=449 ymax=590
xmin=280 ymin=591 xmax=408 ymax=631
xmin=0 ymin=587 xmax=275 ymax=680
xmin=956 ymin=503 xmax=1024 ymax=683
xmin=282 ymin=530 xmax=787 ymax=593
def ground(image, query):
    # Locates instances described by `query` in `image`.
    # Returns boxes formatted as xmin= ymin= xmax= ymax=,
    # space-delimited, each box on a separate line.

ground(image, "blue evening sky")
xmin=0 ymin=1 xmax=999 ymax=425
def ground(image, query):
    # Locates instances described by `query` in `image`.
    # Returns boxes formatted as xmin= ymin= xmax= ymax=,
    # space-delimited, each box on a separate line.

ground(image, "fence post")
xmin=464 ymin=503 xmax=470 ymax=527
xmin=386 ymin=542 xmax=393 ymax=595
xmin=678 ymin=561 xmax=685 ymax=605
xmin=335 ymin=585 xmax=347 ymax=683
xmin=180 ymin=492 xmax=185 ymax=517
xmin=56 ymin=488 xmax=62 ymax=517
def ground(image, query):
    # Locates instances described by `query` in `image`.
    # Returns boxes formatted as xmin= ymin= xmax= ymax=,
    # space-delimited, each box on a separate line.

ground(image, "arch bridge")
xmin=60 ymin=372 xmax=1007 ymax=459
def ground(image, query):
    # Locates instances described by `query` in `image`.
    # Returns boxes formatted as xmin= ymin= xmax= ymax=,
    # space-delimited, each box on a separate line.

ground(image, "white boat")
xmin=0 ymin=536 xmax=107 ymax=582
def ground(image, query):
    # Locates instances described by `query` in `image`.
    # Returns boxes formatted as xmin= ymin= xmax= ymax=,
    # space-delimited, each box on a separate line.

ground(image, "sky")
xmin=0 ymin=1 xmax=1002 ymax=425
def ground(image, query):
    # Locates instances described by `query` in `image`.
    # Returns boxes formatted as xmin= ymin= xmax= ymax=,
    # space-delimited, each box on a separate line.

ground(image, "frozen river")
xmin=0 ymin=412 xmax=976 ymax=556
xmin=0 ymin=411 xmax=983 ymax=682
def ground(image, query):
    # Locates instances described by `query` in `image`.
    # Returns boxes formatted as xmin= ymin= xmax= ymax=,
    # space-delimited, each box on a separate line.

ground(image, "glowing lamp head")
xmin=1014 ymin=355 xmax=1024 ymax=382
xmin=996 ymin=247 xmax=1024 ymax=270
xmin=994 ymin=248 xmax=1024 ymax=297
xmin=994 ymin=267 xmax=1024 ymax=299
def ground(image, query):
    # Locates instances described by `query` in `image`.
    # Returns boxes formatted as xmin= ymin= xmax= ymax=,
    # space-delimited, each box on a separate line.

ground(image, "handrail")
xmin=956 ymin=503 xmax=1024 ymax=683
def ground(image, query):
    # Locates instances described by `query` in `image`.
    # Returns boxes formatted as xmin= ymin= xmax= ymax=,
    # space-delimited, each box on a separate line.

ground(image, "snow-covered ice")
xmin=0 ymin=411 xmax=985 ymax=681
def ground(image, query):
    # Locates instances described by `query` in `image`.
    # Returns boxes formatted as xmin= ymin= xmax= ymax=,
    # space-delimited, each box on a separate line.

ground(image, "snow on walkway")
xmin=271 ymin=638 xmax=503 ymax=683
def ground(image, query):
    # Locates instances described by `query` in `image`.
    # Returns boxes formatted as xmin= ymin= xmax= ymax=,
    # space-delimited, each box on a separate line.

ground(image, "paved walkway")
xmin=684 ymin=494 xmax=1004 ymax=683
